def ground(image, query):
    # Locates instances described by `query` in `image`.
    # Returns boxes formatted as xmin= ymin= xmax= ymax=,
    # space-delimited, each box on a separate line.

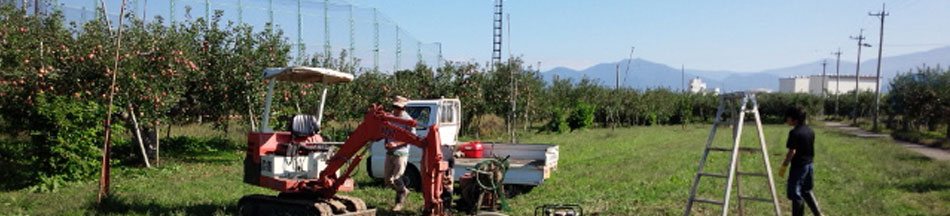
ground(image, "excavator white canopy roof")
xmin=262 ymin=66 xmax=354 ymax=84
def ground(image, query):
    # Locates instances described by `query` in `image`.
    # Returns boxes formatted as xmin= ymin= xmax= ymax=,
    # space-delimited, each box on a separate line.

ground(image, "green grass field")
xmin=1 ymin=123 xmax=948 ymax=215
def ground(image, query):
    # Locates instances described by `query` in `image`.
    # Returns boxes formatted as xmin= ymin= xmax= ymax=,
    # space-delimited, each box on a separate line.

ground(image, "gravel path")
xmin=823 ymin=121 xmax=950 ymax=161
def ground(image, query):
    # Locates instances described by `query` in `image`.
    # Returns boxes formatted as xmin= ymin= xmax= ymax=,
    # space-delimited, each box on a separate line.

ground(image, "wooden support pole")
xmin=99 ymin=0 xmax=129 ymax=203
xmin=154 ymin=120 xmax=160 ymax=166
xmin=130 ymin=107 xmax=151 ymax=168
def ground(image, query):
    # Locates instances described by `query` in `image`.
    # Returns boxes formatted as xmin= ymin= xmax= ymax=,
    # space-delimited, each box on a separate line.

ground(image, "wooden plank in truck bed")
xmin=455 ymin=158 xmax=546 ymax=169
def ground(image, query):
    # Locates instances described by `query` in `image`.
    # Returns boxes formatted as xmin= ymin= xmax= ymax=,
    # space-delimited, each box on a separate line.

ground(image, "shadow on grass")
xmin=376 ymin=208 xmax=421 ymax=216
xmin=825 ymin=129 xmax=861 ymax=139
xmin=898 ymin=181 xmax=950 ymax=193
xmin=0 ymin=161 xmax=35 ymax=191
xmin=179 ymin=157 xmax=240 ymax=164
xmin=896 ymin=154 xmax=932 ymax=162
xmin=355 ymin=177 xmax=387 ymax=188
xmin=95 ymin=195 xmax=237 ymax=215
xmin=96 ymin=194 xmax=423 ymax=216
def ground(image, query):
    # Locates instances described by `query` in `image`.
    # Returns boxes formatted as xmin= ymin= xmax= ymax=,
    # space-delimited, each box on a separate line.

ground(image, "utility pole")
xmin=869 ymin=3 xmax=888 ymax=132
xmin=850 ymin=29 xmax=872 ymax=125
xmin=831 ymin=49 xmax=842 ymax=115
xmin=615 ymin=62 xmax=620 ymax=89
xmin=821 ymin=60 xmax=827 ymax=97
xmin=821 ymin=60 xmax=827 ymax=115
xmin=615 ymin=64 xmax=621 ymax=89
xmin=681 ymin=64 xmax=685 ymax=93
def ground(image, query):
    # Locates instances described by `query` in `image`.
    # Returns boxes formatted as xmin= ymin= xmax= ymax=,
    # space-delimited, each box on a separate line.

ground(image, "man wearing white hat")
xmin=384 ymin=95 xmax=414 ymax=211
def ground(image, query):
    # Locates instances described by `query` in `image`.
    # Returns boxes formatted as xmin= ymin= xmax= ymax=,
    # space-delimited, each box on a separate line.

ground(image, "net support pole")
xmin=324 ymin=0 xmax=330 ymax=59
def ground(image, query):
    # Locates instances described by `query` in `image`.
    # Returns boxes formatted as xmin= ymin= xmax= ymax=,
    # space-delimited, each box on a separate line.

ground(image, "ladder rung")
xmin=692 ymin=198 xmax=725 ymax=206
xmin=699 ymin=172 xmax=728 ymax=178
xmin=737 ymin=172 xmax=768 ymax=177
xmin=739 ymin=196 xmax=774 ymax=203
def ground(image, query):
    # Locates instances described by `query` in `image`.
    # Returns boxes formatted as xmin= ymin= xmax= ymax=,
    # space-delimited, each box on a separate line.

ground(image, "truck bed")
xmin=368 ymin=141 xmax=558 ymax=186
xmin=451 ymin=143 xmax=558 ymax=185
xmin=472 ymin=142 xmax=559 ymax=169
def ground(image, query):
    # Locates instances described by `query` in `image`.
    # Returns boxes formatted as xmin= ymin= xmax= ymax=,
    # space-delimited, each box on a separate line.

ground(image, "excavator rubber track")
xmin=238 ymin=194 xmax=376 ymax=216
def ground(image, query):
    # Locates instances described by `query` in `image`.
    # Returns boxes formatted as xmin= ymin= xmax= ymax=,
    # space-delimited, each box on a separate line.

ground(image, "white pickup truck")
xmin=366 ymin=98 xmax=559 ymax=193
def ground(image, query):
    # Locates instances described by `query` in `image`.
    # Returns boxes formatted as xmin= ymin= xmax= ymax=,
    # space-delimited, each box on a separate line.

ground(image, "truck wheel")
xmin=400 ymin=165 xmax=422 ymax=192
xmin=503 ymin=184 xmax=535 ymax=198
xmin=365 ymin=157 xmax=375 ymax=179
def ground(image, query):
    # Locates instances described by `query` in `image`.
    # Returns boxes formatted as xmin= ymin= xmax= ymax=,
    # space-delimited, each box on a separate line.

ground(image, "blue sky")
xmin=345 ymin=0 xmax=949 ymax=72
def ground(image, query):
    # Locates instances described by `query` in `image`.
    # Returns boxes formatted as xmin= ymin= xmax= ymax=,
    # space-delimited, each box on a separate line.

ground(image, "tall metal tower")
xmin=491 ymin=0 xmax=503 ymax=66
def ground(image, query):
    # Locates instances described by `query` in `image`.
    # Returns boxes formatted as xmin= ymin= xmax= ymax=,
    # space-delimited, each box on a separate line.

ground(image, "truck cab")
xmin=367 ymin=98 xmax=558 ymax=192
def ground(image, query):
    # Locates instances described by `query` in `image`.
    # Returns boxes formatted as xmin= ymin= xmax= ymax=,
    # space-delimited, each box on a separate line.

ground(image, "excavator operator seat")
xmin=290 ymin=114 xmax=320 ymax=138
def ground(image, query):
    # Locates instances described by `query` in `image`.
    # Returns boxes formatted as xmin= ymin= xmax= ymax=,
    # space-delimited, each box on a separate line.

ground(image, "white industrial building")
xmin=689 ymin=77 xmax=720 ymax=95
xmin=779 ymin=75 xmax=879 ymax=95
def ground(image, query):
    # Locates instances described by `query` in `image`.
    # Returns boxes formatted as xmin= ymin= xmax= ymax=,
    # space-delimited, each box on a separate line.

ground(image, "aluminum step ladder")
xmin=684 ymin=92 xmax=781 ymax=216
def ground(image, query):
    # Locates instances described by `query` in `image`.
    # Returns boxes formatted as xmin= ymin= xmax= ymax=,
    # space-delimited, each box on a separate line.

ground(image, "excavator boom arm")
xmin=314 ymin=104 xmax=447 ymax=215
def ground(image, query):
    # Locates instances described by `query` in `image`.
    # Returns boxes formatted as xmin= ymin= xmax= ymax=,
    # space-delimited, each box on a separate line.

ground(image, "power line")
xmin=869 ymin=3 xmax=888 ymax=132
xmin=623 ymin=46 xmax=634 ymax=89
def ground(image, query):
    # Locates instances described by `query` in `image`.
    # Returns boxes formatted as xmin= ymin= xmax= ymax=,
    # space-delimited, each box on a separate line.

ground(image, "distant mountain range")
xmin=542 ymin=46 xmax=950 ymax=92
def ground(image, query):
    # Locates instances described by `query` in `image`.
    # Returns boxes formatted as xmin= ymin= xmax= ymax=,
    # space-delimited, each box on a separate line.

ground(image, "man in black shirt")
xmin=779 ymin=107 xmax=822 ymax=216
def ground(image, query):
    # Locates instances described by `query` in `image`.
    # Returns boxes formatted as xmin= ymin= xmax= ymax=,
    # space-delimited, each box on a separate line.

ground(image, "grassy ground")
xmin=1 ymin=123 xmax=948 ymax=215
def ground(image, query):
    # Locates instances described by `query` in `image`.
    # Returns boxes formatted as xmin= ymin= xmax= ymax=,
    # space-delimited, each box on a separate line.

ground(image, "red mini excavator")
xmin=238 ymin=67 xmax=448 ymax=216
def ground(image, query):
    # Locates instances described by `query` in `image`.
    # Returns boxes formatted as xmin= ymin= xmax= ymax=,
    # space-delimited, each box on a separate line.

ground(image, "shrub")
xmin=543 ymin=108 xmax=569 ymax=134
xmin=163 ymin=136 xmax=237 ymax=154
xmin=568 ymin=101 xmax=595 ymax=131
xmin=471 ymin=114 xmax=505 ymax=138
xmin=26 ymin=94 xmax=120 ymax=191
xmin=0 ymin=139 xmax=33 ymax=189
